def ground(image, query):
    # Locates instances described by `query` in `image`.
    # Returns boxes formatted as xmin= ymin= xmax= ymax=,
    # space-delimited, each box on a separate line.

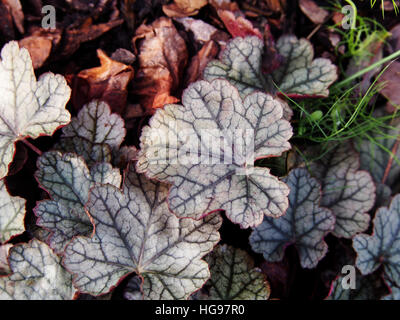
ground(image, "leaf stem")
xmin=22 ymin=139 xmax=42 ymax=156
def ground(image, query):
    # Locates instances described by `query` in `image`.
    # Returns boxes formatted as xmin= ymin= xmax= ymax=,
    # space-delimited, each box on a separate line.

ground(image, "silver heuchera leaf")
xmin=204 ymin=244 xmax=270 ymax=300
xmin=204 ymin=36 xmax=337 ymax=98
xmin=250 ymin=168 xmax=335 ymax=268
xmin=271 ymin=35 xmax=338 ymax=97
xmin=63 ymin=164 xmax=222 ymax=299
xmin=204 ymin=36 xmax=265 ymax=97
xmin=355 ymin=118 xmax=400 ymax=188
xmin=0 ymin=239 xmax=76 ymax=300
xmin=0 ymin=41 xmax=71 ymax=178
xmin=0 ymin=179 xmax=25 ymax=243
xmin=137 ymin=79 xmax=292 ymax=228
xmin=309 ymin=143 xmax=375 ymax=238
xmin=326 ymin=273 xmax=387 ymax=300
xmin=353 ymin=194 xmax=400 ymax=286
xmin=0 ymin=244 xmax=12 ymax=275
xmin=56 ymin=100 xmax=126 ymax=166
xmin=34 ymin=151 xmax=121 ymax=253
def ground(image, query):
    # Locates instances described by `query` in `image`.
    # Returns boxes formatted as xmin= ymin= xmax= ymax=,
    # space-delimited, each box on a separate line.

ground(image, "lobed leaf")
xmin=0 ymin=239 xmax=75 ymax=300
xmin=353 ymin=194 xmax=400 ymax=286
xmin=271 ymin=35 xmax=337 ymax=97
xmin=204 ymin=244 xmax=270 ymax=300
xmin=63 ymin=164 xmax=222 ymax=299
xmin=34 ymin=151 xmax=121 ymax=253
xmin=250 ymin=168 xmax=335 ymax=268
xmin=0 ymin=41 xmax=71 ymax=178
xmin=204 ymin=35 xmax=337 ymax=99
xmin=137 ymin=79 xmax=292 ymax=228
xmin=309 ymin=143 xmax=375 ymax=238
xmin=55 ymin=100 xmax=126 ymax=166
xmin=0 ymin=179 xmax=25 ymax=243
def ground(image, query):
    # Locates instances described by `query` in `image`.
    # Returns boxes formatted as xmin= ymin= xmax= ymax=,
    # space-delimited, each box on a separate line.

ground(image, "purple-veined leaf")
xmin=309 ymin=143 xmax=375 ymax=238
xmin=353 ymin=194 xmax=400 ymax=286
xmin=326 ymin=272 xmax=387 ymax=300
xmin=0 ymin=179 xmax=25 ymax=243
xmin=203 ymin=35 xmax=337 ymax=98
xmin=137 ymin=79 xmax=292 ymax=228
xmin=34 ymin=151 xmax=121 ymax=254
xmin=0 ymin=243 xmax=12 ymax=275
xmin=354 ymin=118 xmax=400 ymax=189
xmin=203 ymin=244 xmax=270 ymax=300
xmin=0 ymin=41 xmax=71 ymax=178
xmin=204 ymin=36 xmax=265 ymax=97
xmin=271 ymin=35 xmax=338 ymax=97
xmin=55 ymin=100 xmax=126 ymax=166
xmin=63 ymin=164 xmax=222 ymax=299
xmin=249 ymin=168 xmax=335 ymax=268
xmin=0 ymin=239 xmax=76 ymax=300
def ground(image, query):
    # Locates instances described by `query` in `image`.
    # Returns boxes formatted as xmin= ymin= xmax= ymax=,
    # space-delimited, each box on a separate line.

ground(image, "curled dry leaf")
xmin=0 ymin=179 xmax=25 ymax=243
xmin=217 ymin=10 xmax=262 ymax=39
xmin=132 ymin=17 xmax=188 ymax=112
xmin=34 ymin=151 xmax=121 ymax=254
xmin=63 ymin=165 xmax=222 ymax=299
xmin=0 ymin=239 xmax=76 ymax=300
xmin=353 ymin=194 xmax=400 ymax=287
xmin=137 ymin=79 xmax=292 ymax=229
xmin=19 ymin=29 xmax=62 ymax=69
xmin=250 ymin=168 xmax=335 ymax=269
xmin=70 ymin=50 xmax=134 ymax=114
xmin=309 ymin=143 xmax=375 ymax=238
xmin=185 ymin=40 xmax=219 ymax=86
xmin=61 ymin=19 xmax=124 ymax=58
xmin=163 ymin=0 xmax=208 ymax=17
xmin=0 ymin=41 xmax=71 ymax=179
xmin=299 ymin=0 xmax=329 ymax=24
xmin=2 ymin=0 xmax=23 ymax=34
xmin=203 ymin=244 xmax=270 ymax=300
xmin=55 ymin=100 xmax=126 ymax=166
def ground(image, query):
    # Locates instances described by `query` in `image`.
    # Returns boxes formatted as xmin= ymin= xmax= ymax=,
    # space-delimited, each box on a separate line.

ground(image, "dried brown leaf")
xmin=70 ymin=49 xmax=134 ymax=114
xmin=132 ymin=17 xmax=188 ymax=112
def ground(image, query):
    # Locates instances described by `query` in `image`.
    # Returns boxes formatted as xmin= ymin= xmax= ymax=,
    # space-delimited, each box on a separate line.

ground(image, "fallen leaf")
xmin=132 ymin=17 xmax=188 ymax=112
xmin=19 ymin=29 xmax=62 ymax=69
xmin=184 ymin=40 xmax=219 ymax=86
xmin=217 ymin=10 xmax=262 ymax=39
xmin=378 ymin=61 xmax=400 ymax=113
xmin=175 ymin=17 xmax=219 ymax=43
xmin=70 ymin=49 xmax=134 ymax=114
xmin=163 ymin=0 xmax=207 ymax=17
xmin=62 ymin=19 xmax=124 ymax=58
xmin=3 ymin=0 xmax=24 ymax=34
xmin=209 ymin=0 xmax=239 ymax=11
xmin=110 ymin=48 xmax=136 ymax=65
xmin=299 ymin=0 xmax=329 ymax=24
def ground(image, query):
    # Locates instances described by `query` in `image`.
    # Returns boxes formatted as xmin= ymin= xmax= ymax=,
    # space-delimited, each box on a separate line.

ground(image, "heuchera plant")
xmin=0 ymin=34 xmax=398 ymax=302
